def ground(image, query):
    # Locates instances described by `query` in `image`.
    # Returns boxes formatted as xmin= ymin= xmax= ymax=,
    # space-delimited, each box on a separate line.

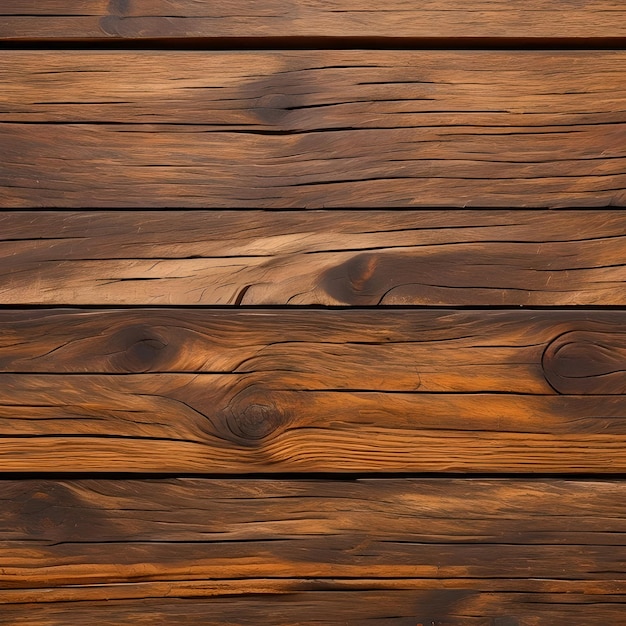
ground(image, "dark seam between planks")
xmin=0 ymin=304 xmax=624 ymax=311
xmin=2 ymin=36 xmax=626 ymax=51
xmin=2 ymin=472 xmax=626 ymax=480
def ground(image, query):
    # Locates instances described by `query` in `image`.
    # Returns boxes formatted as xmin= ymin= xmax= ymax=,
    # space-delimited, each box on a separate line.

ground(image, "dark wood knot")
xmin=255 ymin=93 xmax=295 ymax=125
xmin=542 ymin=330 xmax=626 ymax=395
xmin=100 ymin=1 xmax=133 ymax=36
xmin=111 ymin=325 xmax=170 ymax=373
xmin=320 ymin=252 xmax=463 ymax=305
xmin=221 ymin=390 xmax=288 ymax=445
xmin=321 ymin=253 xmax=390 ymax=304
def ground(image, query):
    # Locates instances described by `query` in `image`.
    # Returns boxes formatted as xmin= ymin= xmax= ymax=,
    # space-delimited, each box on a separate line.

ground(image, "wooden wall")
xmin=1 ymin=2 xmax=626 ymax=624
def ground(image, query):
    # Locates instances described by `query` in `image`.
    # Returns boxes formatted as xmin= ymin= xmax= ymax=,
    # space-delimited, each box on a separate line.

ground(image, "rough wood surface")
xmin=2 ymin=51 xmax=626 ymax=208
xmin=4 ymin=8 xmax=626 ymax=621
xmin=5 ymin=590 xmax=626 ymax=626
xmin=1 ymin=210 xmax=625 ymax=305
xmin=2 ymin=0 xmax=626 ymax=40
xmin=7 ymin=578 xmax=626 ymax=604
xmin=0 ymin=308 xmax=624 ymax=472
xmin=2 ymin=478 xmax=626 ymax=624
xmin=2 ymin=478 xmax=626 ymax=586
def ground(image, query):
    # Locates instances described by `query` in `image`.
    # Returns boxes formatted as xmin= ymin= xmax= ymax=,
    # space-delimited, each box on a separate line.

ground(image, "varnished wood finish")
xmin=2 ymin=0 xmax=626 ymax=40
xmin=1 ymin=210 xmax=625 ymax=305
xmin=2 ymin=51 xmax=626 ymax=208
xmin=0 ymin=309 xmax=624 ymax=472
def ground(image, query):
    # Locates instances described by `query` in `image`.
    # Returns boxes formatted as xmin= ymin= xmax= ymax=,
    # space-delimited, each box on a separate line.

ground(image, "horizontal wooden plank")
xmin=2 ymin=51 xmax=626 ymax=208
xmin=2 ymin=478 xmax=626 ymax=625
xmin=2 ymin=1 xmax=626 ymax=40
xmin=2 ymin=478 xmax=626 ymax=587
xmin=7 ymin=578 xmax=626 ymax=605
xmin=5 ymin=590 xmax=626 ymax=626
xmin=0 ymin=309 xmax=625 ymax=472
xmin=1 ymin=210 xmax=625 ymax=305
xmin=2 ymin=309 xmax=625 ymax=393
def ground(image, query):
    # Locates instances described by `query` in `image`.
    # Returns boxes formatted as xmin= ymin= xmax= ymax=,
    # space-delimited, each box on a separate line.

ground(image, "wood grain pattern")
xmin=5 ymin=590 xmax=626 ymax=626
xmin=4 ymin=0 xmax=626 ymax=621
xmin=0 ymin=308 xmax=624 ymax=472
xmin=1 ymin=478 xmax=626 ymax=586
xmin=1 ymin=210 xmax=624 ymax=305
xmin=7 ymin=578 xmax=626 ymax=604
xmin=2 ymin=0 xmax=626 ymax=40
xmin=2 ymin=478 xmax=626 ymax=624
xmin=2 ymin=51 xmax=626 ymax=208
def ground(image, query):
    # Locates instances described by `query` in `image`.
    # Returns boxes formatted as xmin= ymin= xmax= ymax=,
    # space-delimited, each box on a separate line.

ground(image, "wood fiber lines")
xmin=1 ymin=210 xmax=624 ymax=305
xmin=0 ymin=309 xmax=624 ymax=472
xmin=2 ymin=51 xmax=626 ymax=207
xmin=1 ymin=1 xmax=626 ymax=624
xmin=2 ymin=478 xmax=626 ymax=625
xmin=2 ymin=1 xmax=626 ymax=40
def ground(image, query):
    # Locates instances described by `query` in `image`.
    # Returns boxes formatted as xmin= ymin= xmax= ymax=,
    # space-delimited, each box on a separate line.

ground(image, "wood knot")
xmin=321 ymin=253 xmax=391 ymax=304
xmin=111 ymin=325 xmax=170 ymax=373
xmin=221 ymin=391 xmax=288 ymax=445
xmin=255 ymin=93 xmax=295 ymax=125
xmin=542 ymin=330 xmax=626 ymax=395
xmin=100 ymin=1 xmax=132 ymax=36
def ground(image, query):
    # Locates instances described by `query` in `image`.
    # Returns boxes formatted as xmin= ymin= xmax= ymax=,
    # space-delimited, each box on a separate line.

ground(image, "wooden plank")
xmin=2 ymin=1 xmax=626 ymax=40
xmin=5 ymin=590 xmax=626 ymax=626
xmin=2 ymin=308 xmax=625 ymax=393
xmin=1 ymin=210 xmax=625 ymax=305
xmin=2 ymin=478 xmax=626 ymax=624
xmin=1 ymin=478 xmax=626 ymax=587
xmin=2 ymin=51 xmax=626 ymax=208
xmin=7 ymin=578 xmax=626 ymax=604
xmin=0 ymin=309 xmax=625 ymax=472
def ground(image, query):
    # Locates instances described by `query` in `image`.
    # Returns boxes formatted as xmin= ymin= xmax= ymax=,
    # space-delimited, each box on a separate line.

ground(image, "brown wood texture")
xmin=0 ymin=308 xmax=624 ymax=472
xmin=3 ymin=4 xmax=626 ymax=622
xmin=2 ymin=210 xmax=625 ymax=305
xmin=2 ymin=0 xmax=626 ymax=40
xmin=6 ymin=590 xmax=626 ymax=626
xmin=2 ymin=477 xmax=626 ymax=585
xmin=2 ymin=51 xmax=626 ymax=208
xmin=2 ymin=478 xmax=626 ymax=624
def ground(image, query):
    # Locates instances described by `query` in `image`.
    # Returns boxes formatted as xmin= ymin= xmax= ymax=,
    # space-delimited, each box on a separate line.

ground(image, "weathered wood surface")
xmin=1 ymin=210 xmax=625 ymax=305
xmin=1 ymin=478 xmax=626 ymax=586
xmin=3 ymin=5 xmax=626 ymax=621
xmin=5 ymin=591 xmax=626 ymax=626
xmin=2 ymin=51 xmax=626 ymax=208
xmin=3 ymin=308 xmax=626 ymax=393
xmin=0 ymin=308 xmax=624 ymax=472
xmin=8 ymin=578 xmax=626 ymax=604
xmin=2 ymin=479 xmax=626 ymax=624
xmin=2 ymin=0 xmax=626 ymax=40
